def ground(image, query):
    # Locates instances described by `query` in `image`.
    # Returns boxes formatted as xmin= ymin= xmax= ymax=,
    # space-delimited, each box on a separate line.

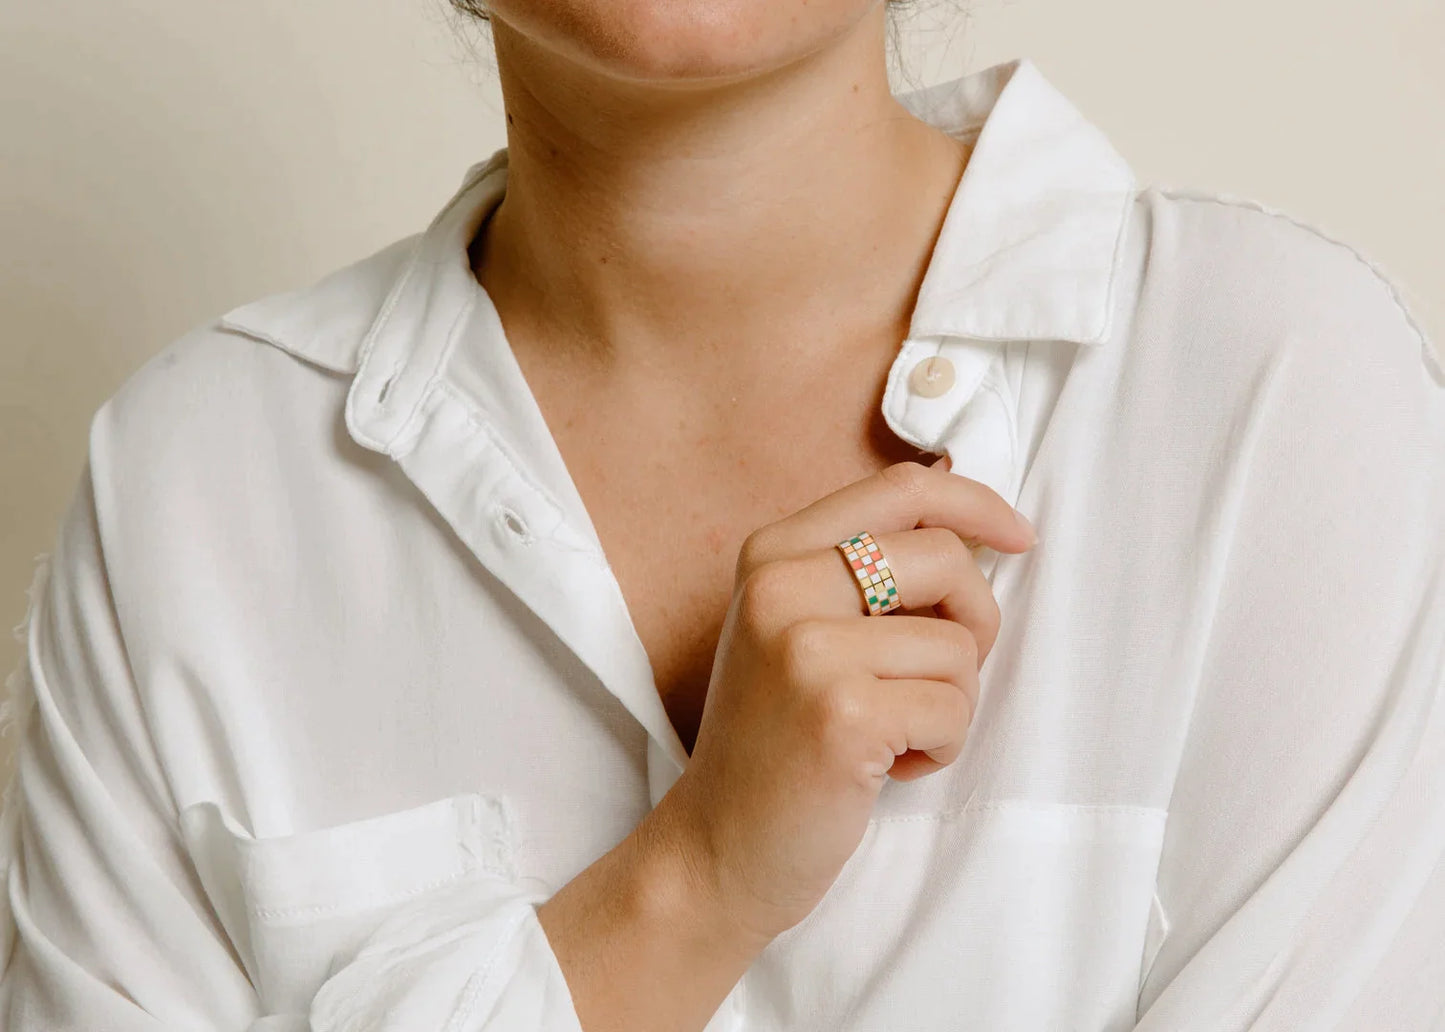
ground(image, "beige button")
xmin=907 ymin=355 xmax=956 ymax=398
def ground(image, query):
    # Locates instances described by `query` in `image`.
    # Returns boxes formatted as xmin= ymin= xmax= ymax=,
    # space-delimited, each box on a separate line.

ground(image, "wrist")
xmin=534 ymin=793 xmax=770 ymax=1032
xmin=628 ymin=793 xmax=776 ymax=963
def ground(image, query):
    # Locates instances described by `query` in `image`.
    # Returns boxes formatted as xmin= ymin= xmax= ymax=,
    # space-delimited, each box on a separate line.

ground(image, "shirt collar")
xmin=217 ymin=55 xmax=1136 ymax=433
xmin=213 ymin=57 xmax=1138 ymax=775
xmin=898 ymin=57 xmax=1135 ymax=345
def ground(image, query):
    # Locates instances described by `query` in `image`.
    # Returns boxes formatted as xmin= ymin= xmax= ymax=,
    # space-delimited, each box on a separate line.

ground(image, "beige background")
xmin=2 ymin=0 xmax=1441 ymax=781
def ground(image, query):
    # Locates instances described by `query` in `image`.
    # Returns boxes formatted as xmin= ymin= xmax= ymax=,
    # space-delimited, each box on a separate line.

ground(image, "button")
xmin=907 ymin=355 xmax=955 ymax=398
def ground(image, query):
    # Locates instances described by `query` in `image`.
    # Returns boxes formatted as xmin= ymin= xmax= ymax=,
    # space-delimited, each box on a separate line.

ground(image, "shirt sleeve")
xmin=0 ymin=451 xmax=587 ymax=1030
xmin=1132 ymin=238 xmax=1445 ymax=1029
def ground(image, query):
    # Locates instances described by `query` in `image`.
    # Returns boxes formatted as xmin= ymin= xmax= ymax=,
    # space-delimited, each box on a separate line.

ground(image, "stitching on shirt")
xmin=345 ymin=239 xmax=434 ymax=453
xmin=1095 ymin=182 xmax=1139 ymax=341
xmin=493 ymin=503 xmax=536 ymax=546
xmin=467 ymin=792 xmax=521 ymax=881
xmin=386 ymin=290 xmax=481 ymax=456
xmin=445 ymin=904 xmax=534 ymax=1032
xmin=1014 ymin=338 xmax=1035 ymax=500
xmin=981 ymin=363 xmax=1020 ymax=491
xmin=430 ymin=379 xmax=608 ymax=565
xmin=249 ymin=866 xmax=475 ymax=921
xmin=247 ymin=794 xmax=518 ymax=921
xmin=1150 ymin=186 xmax=1444 ymax=385
xmin=870 ymin=798 xmax=1167 ymax=826
xmin=347 ymin=161 xmax=503 ymax=452
xmin=432 ymin=380 xmax=548 ymax=500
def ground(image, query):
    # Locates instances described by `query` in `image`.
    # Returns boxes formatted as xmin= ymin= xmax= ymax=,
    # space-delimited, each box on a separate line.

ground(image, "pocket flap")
xmin=180 ymin=791 xmax=517 ymax=1013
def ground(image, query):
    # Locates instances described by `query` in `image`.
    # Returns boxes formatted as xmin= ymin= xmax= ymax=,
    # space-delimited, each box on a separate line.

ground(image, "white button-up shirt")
xmin=2 ymin=55 xmax=1443 ymax=1031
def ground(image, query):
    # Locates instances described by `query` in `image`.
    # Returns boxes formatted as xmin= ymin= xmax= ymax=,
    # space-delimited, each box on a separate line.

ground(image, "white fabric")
xmin=2 ymin=55 xmax=1443 ymax=1031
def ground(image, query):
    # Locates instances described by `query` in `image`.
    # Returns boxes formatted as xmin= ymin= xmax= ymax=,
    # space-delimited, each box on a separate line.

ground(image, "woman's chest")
xmin=154 ymin=431 xmax=1189 ymax=1030
xmin=552 ymin=408 xmax=940 ymax=757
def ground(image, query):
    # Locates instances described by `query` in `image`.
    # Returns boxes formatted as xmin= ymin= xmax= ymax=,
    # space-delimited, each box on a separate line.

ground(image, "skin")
xmin=466 ymin=6 xmax=1030 ymax=1031
xmin=472 ymin=0 xmax=974 ymax=389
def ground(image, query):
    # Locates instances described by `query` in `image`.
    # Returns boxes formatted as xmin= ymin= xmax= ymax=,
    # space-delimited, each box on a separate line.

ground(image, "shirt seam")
xmin=443 ymin=904 xmax=535 ymax=1032
xmin=384 ymin=289 xmax=480 ymax=457
xmin=869 ymin=799 xmax=1168 ymax=826
xmin=1093 ymin=182 xmax=1139 ymax=342
xmin=1149 ymin=185 xmax=1443 ymax=385
xmin=249 ymin=867 xmax=473 ymax=922
xmin=346 ymin=163 xmax=501 ymax=453
xmin=429 ymin=378 xmax=591 ymax=557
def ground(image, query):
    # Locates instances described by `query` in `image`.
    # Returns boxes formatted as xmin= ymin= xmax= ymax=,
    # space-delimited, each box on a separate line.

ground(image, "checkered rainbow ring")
xmin=836 ymin=531 xmax=903 ymax=616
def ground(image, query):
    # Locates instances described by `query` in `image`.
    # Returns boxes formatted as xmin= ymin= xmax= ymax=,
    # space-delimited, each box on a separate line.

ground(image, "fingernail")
xmin=1013 ymin=509 xmax=1037 ymax=545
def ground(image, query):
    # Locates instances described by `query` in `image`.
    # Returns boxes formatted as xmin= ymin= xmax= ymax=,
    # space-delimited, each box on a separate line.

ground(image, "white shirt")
xmin=2 ymin=55 xmax=1443 ymax=1031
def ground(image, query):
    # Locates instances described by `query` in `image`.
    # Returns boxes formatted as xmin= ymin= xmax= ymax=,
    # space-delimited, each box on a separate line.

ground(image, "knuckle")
xmin=948 ymin=623 xmax=980 ymax=665
xmin=735 ymin=527 xmax=779 ymax=580
xmin=810 ymin=682 xmax=867 ymax=741
xmin=777 ymin=619 xmax=831 ymax=680
xmin=879 ymin=460 xmax=931 ymax=500
xmin=917 ymin=529 xmax=1001 ymax=648
xmin=737 ymin=559 xmax=792 ymax=628
xmin=917 ymin=524 xmax=965 ymax=559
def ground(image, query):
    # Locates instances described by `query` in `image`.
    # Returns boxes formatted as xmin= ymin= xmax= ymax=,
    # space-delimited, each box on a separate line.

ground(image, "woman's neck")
xmin=472 ymin=5 xmax=972 ymax=378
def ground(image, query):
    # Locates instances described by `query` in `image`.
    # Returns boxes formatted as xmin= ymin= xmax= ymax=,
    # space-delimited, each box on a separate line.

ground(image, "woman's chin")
xmin=487 ymin=0 xmax=877 ymax=87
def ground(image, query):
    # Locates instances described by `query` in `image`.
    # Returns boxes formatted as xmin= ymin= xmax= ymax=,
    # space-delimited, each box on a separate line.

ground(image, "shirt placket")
xmin=341 ymin=159 xmax=1026 ymax=811
xmin=388 ymin=378 xmax=695 ymax=777
xmin=884 ymin=335 xmax=1023 ymax=583
xmin=341 ymin=176 xmax=695 ymax=783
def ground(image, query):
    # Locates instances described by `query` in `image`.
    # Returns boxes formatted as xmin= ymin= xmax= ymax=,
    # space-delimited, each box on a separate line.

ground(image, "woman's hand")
xmin=644 ymin=456 xmax=1037 ymax=949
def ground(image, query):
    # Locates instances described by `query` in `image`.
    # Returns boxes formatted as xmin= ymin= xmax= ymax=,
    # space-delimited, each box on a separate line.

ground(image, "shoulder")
xmin=1127 ymin=186 xmax=1445 ymax=476
xmin=90 ymin=230 xmax=420 ymax=482
xmin=1110 ymin=187 xmax=1444 ymax=545
xmin=78 ymin=232 xmax=423 ymax=587
xmin=1128 ymin=185 xmax=1443 ymax=429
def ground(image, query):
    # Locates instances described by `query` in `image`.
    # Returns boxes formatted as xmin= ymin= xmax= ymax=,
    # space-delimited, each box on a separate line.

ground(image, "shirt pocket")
xmin=180 ymin=791 xmax=518 ymax=1017
xmin=742 ymin=799 xmax=1168 ymax=1032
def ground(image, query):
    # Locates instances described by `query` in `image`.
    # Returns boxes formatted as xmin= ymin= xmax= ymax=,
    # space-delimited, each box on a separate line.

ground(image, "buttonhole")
xmin=495 ymin=504 xmax=532 ymax=542
xmin=377 ymin=372 xmax=397 ymax=403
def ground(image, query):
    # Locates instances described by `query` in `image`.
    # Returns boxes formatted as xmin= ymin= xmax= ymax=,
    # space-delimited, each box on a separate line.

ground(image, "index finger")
xmin=737 ymin=457 xmax=1036 ymax=577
